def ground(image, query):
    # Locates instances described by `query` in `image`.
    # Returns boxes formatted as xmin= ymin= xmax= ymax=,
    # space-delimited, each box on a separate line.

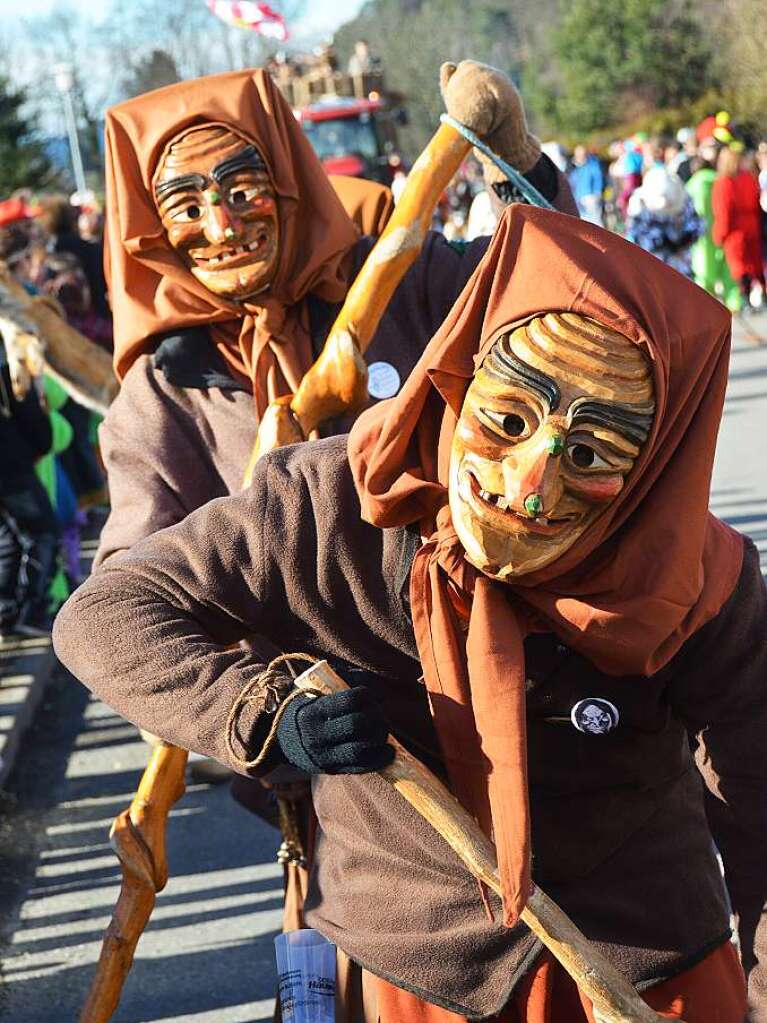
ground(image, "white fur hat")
xmin=631 ymin=167 xmax=688 ymax=217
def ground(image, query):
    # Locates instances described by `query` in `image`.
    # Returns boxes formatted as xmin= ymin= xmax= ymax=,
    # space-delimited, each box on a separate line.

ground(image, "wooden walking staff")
xmin=79 ymin=745 xmax=188 ymax=1023
xmin=79 ymin=120 xmax=472 ymax=1023
xmin=0 ymin=261 xmax=117 ymax=414
xmin=244 ymin=119 xmax=472 ymax=479
xmin=295 ymin=661 xmax=678 ymax=1023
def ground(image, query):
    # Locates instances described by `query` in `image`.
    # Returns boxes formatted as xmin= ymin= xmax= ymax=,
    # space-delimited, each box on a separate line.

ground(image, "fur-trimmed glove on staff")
xmin=440 ymin=59 xmax=541 ymax=183
xmin=276 ymin=686 xmax=395 ymax=775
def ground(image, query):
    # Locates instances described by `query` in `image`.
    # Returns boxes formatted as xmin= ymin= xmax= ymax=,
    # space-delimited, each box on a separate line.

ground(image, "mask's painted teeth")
xmin=196 ymin=240 xmax=266 ymax=266
xmin=478 ymin=486 xmax=565 ymax=526
xmin=479 ymin=488 xmax=510 ymax=511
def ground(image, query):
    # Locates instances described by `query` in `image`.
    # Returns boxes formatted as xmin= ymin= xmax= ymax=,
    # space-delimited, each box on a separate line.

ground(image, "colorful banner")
xmin=205 ymin=0 xmax=289 ymax=41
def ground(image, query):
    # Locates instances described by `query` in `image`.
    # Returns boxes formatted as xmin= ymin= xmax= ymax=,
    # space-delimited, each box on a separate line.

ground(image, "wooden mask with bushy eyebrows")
xmin=448 ymin=312 xmax=656 ymax=579
xmin=154 ymin=125 xmax=279 ymax=301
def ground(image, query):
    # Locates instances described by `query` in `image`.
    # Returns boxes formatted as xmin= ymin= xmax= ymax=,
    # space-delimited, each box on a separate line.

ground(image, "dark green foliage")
xmin=548 ymin=0 xmax=715 ymax=134
xmin=0 ymin=77 xmax=55 ymax=193
xmin=334 ymin=0 xmax=727 ymax=150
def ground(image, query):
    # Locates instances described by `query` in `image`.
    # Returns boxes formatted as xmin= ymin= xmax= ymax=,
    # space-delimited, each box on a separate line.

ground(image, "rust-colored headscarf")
xmin=328 ymin=174 xmax=394 ymax=238
xmin=104 ymin=68 xmax=359 ymax=414
xmin=348 ymin=204 xmax=743 ymax=927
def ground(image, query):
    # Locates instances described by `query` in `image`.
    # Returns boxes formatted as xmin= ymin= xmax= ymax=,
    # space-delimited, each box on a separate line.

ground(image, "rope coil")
xmin=225 ymin=651 xmax=322 ymax=770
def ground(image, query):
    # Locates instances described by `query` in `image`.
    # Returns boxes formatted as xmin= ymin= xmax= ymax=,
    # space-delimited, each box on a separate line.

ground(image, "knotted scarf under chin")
xmin=211 ymin=296 xmax=314 ymax=418
xmin=409 ymin=506 xmax=532 ymax=926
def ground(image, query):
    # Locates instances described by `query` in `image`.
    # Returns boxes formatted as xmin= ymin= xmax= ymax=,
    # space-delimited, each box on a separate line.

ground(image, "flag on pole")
xmin=205 ymin=0 xmax=289 ymax=41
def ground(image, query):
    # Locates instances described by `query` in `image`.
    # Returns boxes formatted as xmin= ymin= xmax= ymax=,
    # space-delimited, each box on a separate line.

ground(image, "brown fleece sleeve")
xmin=53 ymin=454 xmax=289 ymax=775
xmin=669 ymin=538 xmax=767 ymax=1022
xmin=94 ymin=359 xmax=194 ymax=567
xmin=93 ymin=354 xmax=255 ymax=568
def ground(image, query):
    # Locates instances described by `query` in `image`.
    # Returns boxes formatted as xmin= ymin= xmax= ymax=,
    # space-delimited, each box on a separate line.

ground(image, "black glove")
xmin=276 ymin=686 xmax=395 ymax=776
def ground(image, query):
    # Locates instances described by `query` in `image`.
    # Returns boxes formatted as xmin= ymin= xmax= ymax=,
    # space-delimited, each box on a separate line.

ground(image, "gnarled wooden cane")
xmin=80 ymin=122 xmax=472 ymax=1023
xmin=295 ymin=661 xmax=678 ymax=1023
xmin=244 ymin=120 xmax=471 ymax=480
xmin=79 ymin=744 xmax=188 ymax=1023
xmin=0 ymin=262 xmax=117 ymax=414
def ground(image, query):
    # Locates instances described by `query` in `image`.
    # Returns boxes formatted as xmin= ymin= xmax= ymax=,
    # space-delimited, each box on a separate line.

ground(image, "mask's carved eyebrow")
xmin=483 ymin=336 xmax=561 ymax=411
xmin=568 ymin=397 xmax=654 ymax=445
xmin=211 ymin=145 xmax=268 ymax=183
xmin=155 ymin=173 xmax=208 ymax=202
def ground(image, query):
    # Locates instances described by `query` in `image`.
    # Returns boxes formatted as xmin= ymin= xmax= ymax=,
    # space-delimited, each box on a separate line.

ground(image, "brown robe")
xmin=54 ymin=437 xmax=767 ymax=1021
xmin=94 ymin=232 xmax=487 ymax=567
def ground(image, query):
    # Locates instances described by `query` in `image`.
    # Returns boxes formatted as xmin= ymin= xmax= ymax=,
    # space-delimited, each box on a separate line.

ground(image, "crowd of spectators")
xmin=586 ymin=118 xmax=766 ymax=309
xmin=422 ymin=114 xmax=766 ymax=316
xmin=0 ymin=190 xmax=110 ymax=644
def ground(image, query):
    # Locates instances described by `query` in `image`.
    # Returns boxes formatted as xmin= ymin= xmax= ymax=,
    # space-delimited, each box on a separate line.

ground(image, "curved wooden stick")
xmin=245 ymin=121 xmax=471 ymax=477
xmin=79 ymin=743 xmax=188 ymax=1023
xmin=295 ymin=661 xmax=677 ymax=1023
xmin=0 ymin=262 xmax=117 ymax=414
xmin=291 ymin=122 xmax=470 ymax=436
xmin=82 ymin=122 xmax=471 ymax=1023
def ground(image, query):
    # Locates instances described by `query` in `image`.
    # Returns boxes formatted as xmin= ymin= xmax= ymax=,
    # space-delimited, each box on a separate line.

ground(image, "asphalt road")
xmin=0 ymin=539 xmax=283 ymax=1023
xmin=0 ymin=312 xmax=765 ymax=1023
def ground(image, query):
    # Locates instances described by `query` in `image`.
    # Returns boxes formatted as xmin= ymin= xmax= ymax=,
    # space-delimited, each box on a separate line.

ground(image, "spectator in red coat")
xmin=712 ymin=147 xmax=765 ymax=309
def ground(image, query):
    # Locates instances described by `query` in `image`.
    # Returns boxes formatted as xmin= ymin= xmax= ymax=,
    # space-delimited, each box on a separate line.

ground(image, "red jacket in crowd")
xmin=712 ymin=170 xmax=764 ymax=279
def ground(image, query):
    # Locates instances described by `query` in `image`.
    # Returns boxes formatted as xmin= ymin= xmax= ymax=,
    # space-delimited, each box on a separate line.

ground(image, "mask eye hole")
xmin=570 ymin=443 xmax=594 ymax=467
xmin=481 ymin=408 xmax=531 ymax=441
xmin=502 ymin=413 xmax=525 ymax=437
xmin=567 ymin=442 xmax=611 ymax=470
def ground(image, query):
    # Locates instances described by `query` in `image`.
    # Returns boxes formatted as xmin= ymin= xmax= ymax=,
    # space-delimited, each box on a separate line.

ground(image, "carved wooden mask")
xmin=448 ymin=312 xmax=655 ymax=579
xmin=154 ymin=125 xmax=279 ymax=301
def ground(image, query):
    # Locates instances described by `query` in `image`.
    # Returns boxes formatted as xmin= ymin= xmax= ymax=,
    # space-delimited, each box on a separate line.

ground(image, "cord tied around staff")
xmin=439 ymin=113 xmax=555 ymax=211
xmin=226 ymin=651 xmax=323 ymax=770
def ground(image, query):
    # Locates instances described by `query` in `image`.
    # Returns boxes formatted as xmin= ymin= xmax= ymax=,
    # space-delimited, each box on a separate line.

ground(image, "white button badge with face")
xmin=367 ymin=361 xmax=401 ymax=400
xmin=570 ymin=698 xmax=620 ymax=735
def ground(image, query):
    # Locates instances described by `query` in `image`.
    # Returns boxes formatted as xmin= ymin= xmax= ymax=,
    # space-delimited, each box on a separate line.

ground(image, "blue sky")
xmin=0 ymin=0 xmax=365 ymax=39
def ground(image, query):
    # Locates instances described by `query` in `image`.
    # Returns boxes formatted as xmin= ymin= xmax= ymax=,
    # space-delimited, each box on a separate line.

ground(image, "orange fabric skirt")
xmin=374 ymin=941 xmax=747 ymax=1023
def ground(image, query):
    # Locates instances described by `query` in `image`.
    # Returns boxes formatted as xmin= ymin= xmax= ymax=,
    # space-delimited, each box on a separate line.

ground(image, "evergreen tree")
xmin=715 ymin=0 xmax=767 ymax=132
xmin=0 ymin=77 xmax=54 ymax=193
xmin=549 ymin=0 xmax=715 ymax=134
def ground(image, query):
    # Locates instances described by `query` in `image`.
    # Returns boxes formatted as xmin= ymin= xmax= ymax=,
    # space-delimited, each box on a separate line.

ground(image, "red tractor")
xmin=295 ymin=94 xmax=406 ymax=185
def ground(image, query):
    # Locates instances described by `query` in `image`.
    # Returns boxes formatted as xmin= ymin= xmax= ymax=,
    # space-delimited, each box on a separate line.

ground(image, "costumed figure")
xmin=87 ymin=58 xmax=578 ymax=997
xmin=56 ymin=204 xmax=765 ymax=1022
xmin=686 ymin=141 xmax=742 ymax=309
xmin=712 ymin=146 xmax=766 ymax=310
xmin=625 ymin=166 xmax=704 ymax=277
xmin=97 ymin=62 xmax=573 ymax=574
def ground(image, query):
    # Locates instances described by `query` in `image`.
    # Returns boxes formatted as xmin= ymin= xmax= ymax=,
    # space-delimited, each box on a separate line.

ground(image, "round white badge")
xmin=367 ymin=361 xmax=401 ymax=400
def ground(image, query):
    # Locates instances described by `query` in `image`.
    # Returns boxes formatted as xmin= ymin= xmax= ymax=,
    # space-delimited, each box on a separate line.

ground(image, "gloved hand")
xmin=440 ymin=59 xmax=541 ymax=182
xmin=276 ymin=686 xmax=395 ymax=775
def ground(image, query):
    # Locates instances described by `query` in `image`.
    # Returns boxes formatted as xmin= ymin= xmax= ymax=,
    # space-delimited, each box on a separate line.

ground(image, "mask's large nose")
xmin=502 ymin=426 xmax=565 ymax=518
xmin=202 ymin=189 xmax=243 ymax=246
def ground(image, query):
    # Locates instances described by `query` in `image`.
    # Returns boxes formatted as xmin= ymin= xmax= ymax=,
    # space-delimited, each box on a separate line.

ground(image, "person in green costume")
xmin=35 ymin=376 xmax=76 ymax=608
xmin=686 ymin=144 xmax=741 ymax=310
